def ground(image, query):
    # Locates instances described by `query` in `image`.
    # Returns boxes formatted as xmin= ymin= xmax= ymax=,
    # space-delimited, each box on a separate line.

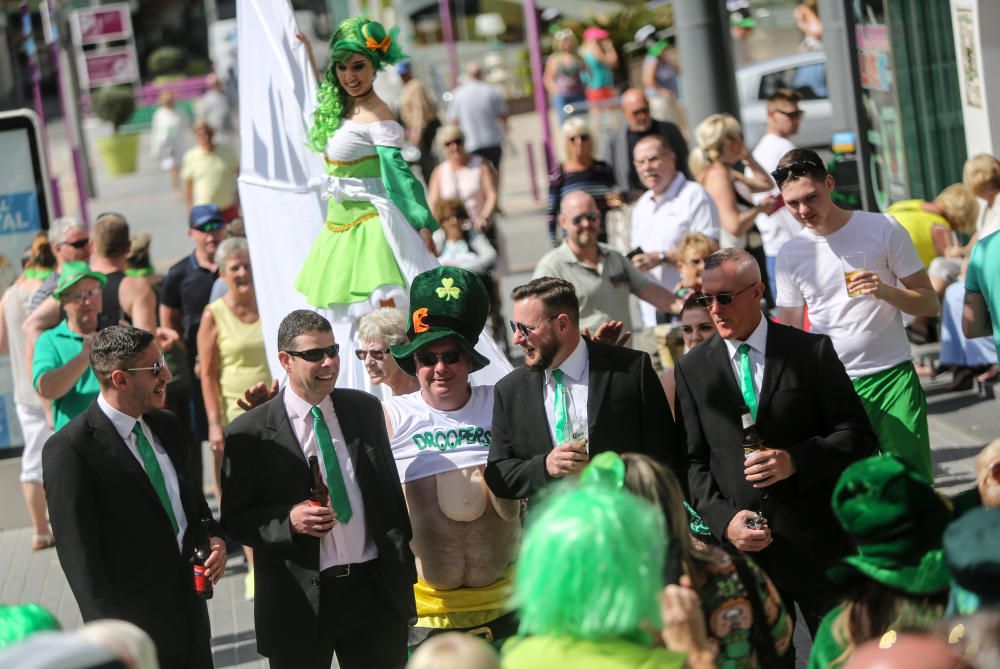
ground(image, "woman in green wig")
xmin=299 ymin=18 xmax=439 ymax=322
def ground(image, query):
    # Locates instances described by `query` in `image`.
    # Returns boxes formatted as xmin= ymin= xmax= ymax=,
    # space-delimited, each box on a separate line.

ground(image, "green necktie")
xmin=310 ymin=406 xmax=353 ymax=524
xmin=737 ymin=343 xmax=758 ymax=420
xmin=552 ymin=369 xmax=570 ymax=444
xmin=131 ymin=422 xmax=179 ymax=536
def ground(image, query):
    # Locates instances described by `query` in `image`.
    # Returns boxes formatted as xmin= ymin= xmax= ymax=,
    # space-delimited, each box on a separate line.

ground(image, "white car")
xmin=736 ymin=50 xmax=831 ymax=149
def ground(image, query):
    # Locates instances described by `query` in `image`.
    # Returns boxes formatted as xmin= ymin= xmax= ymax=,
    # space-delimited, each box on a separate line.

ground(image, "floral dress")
xmin=296 ymin=119 xmax=438 ymax=320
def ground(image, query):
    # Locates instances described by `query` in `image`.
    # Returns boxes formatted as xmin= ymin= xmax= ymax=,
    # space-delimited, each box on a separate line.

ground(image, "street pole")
xmin=21 ymin=1 xmax=62 ymax=217
xmin=438 ymin=0 xmax=458 ymax=88
xmin=672 ymin=0 xmax=740 ymax=136
xmin=522 ymin=0 xmax=553 ymax=172
xmin=819 ymin=0 xmax=874 ymax=211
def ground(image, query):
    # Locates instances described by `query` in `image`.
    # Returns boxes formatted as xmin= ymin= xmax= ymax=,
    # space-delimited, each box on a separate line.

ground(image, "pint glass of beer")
xmin=841 ymin=252 xmax=866 ymax=297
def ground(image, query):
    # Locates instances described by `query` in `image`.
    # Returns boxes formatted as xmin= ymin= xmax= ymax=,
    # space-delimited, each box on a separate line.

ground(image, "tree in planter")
xmin=147 ymin=46 xmax=187 ymax=82
xmin=92 ymin=86 xmax=140 ymax=175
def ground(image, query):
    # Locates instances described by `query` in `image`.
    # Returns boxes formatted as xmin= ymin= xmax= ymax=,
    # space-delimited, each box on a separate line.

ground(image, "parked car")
xmin=736 ymin=50 xmax=832 ymax=149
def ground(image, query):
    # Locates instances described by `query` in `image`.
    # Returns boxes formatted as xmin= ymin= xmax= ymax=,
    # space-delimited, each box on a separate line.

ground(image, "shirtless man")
xmin=383 ymin=266 xmax=521 ymax=648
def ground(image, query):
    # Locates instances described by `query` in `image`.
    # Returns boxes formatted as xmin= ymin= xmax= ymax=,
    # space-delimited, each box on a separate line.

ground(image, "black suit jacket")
xmin=42 ymin=402 xmax=215 ymax=669
xmin=485 ymin=338 xmax=681 ymax=500
xmin=674 ymin=321 xmax=878 ymax=593
xmin=221 ymin=387 xmax=416 ymax=657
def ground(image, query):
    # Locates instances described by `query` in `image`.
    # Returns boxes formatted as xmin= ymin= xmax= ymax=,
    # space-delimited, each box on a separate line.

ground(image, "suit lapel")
xmin=523 ymin=368 xmax=554 ymax=451
xmin=268 ymin=389 xmax=308 ymax=467
xmin=586 ymin=341 xmax=610 ymax=436
xmin=757 ymin=321 xmax=788 ymax=421
xmin=331 ymin=390 xmax=365 ymax=475
xmin=707 ymin=335 xmax=744 ymax=410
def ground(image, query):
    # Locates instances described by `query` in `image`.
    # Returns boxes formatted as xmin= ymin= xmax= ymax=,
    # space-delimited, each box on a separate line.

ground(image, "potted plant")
xmin=92 ymin=85 xmax=139 ymax=175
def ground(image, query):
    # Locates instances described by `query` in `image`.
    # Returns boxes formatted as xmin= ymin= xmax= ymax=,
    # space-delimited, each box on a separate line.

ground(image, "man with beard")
xmin=384 ymin=266 xmax=521 ymax=649
xmin=486 ymin=276 xmax=680 ymax=501
xmin=533 ymin=191 xmax=678 ymax=334
xmin=43 ymin=325 xmax=227 ymax=669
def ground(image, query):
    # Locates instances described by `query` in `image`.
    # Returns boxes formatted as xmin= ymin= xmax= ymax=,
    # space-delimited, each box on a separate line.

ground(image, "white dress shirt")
xmin=283 ymin=388 xmax=377 ymax=570
xmin=723 ymin=316 xmax=768 ymax=403
xmin=543 ymin=336 xmax=590 ymax=449
xmin=97 ymin=393 xmax=188 ymax=551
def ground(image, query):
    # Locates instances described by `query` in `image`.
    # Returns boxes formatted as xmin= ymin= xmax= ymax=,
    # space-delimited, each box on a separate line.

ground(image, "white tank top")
xmin=384 ymin=385 xmax=494 ymax=483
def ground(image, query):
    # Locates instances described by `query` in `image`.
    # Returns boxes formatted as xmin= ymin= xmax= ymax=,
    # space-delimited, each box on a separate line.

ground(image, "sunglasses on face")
xmin=509 ymin=316 xmax=556 ymax=338
xmin=193 ymin=222 xmax=225 ymax=233
xmin=444 ymin=139 xmax=464 ymax=147
xmin=62 ymin=287 xmax=101 ymax=304
xmin=126 ymin=357 xmax=166 ymax=377
xmin=284 ymin=344 xmax=340 ymax=362
xmin=682 ymin=323 xmax=717 ymax=335
xmin=683 ymin=257 xmax=706 ymax=266
xmin=628 ymin=107 xmax=650 ymax=116
xmin=775 ymin=109 xmax=805 ymax=120
xmin=355 ymin=348 xmax=391 ymax=361
xmin=694 ymin=282 xmax=757 ymax=307
xmin=66 ymin=238 xmax=89 ymax=249
xmin=570 ymin=212 xmax=599 ymax=226
xmin=414 ymin=350 xmax=463 ymax=367
xmin=567 ymin=134 xmax=591 ymax=143
xmin=771 ymin=159 xmax=825 ymax=187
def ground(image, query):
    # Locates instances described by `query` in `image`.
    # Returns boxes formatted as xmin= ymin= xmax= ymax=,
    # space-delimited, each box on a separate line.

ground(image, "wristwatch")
xmin=659 ymin=251 xmax=667 ymax=265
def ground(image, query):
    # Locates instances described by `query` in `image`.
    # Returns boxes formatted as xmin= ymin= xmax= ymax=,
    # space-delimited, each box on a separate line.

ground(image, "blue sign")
xmin=0 ymin=191 xmax=42 ymax=234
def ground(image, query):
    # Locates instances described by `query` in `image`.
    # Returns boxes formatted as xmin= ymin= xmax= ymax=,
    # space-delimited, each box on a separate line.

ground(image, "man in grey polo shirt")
xmin=533 ymin=191 xmax=677 ymax=333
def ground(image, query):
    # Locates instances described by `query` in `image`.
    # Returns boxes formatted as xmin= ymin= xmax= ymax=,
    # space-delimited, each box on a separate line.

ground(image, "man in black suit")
xmin=221 ymin=310 xmax=415 ymax=669
xmin=486 ymin=276 xmax=680 ymax=500
xmin=674 ymin=248 xmax=877 ymax=639
xmin=43 ymin=325 xmax=227 ymax=669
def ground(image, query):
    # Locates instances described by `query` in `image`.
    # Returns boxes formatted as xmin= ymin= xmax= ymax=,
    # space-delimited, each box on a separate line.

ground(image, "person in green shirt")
xmin=808 ymin=454 xmax=951 ymax=669
xmin=33 ymin=262 xmax=105 ymax=430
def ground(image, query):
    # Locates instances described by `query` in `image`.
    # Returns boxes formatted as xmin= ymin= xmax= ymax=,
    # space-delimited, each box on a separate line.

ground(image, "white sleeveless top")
xmin=384 ymin=385 xmax=494 ymax=483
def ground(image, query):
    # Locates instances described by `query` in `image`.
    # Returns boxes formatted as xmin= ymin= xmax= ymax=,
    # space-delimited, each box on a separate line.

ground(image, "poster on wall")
xmin=0 ymin=111 xmax=52 ymax=449
xmin=854 ymin=0 xmax=908 ymax=211
xmin=956 ymin=8 xmax=983 ymax=109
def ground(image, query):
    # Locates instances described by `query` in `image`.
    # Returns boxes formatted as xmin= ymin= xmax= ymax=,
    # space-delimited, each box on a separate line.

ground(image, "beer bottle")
xmin=309 ymin=455 xmax=329 ymax=508
xmin=740 ymin=405 xmax=765 ymax=459
xmin=192 ymin=518 xmax=213 ymax=600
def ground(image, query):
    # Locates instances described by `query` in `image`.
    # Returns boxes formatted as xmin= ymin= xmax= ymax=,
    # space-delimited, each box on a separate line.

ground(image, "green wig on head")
xmin=308 ymin=18 xmax=407 ymax=151
xmin=514 ymin=481 xmax=667 ymax=643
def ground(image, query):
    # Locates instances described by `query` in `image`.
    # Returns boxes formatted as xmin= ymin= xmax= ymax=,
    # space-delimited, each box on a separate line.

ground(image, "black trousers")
xmin=267 ymin=564 xmax=408 ymax=669
xmin=471 ymin=145 xmax=502 ymax=172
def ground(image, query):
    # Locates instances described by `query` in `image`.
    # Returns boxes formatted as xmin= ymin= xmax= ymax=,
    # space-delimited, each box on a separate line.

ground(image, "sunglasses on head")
xmin=284 ymin=344 xmax=340 ymax=362
xmin=694 ymin=282 xmax=757 ymax=307
xmin=355 ymin=348 xmax=390 ymax=361
xmin=126 ymin=357 xmax=166 ymax=377
xmin=567 ymin=134 xmax=591 ymax=142
xmin=509 ymin=316 xmax=556 ymax=338
xmin=771 ymin=159 xmax=825 ymax=187
xmin=66 ymin=238 xmax=90 ymax=249
xmin=193 ymin=221 xmax=225 ymax=233
xmin=570 ymin=212 xmax=599 ymax=226
xmin=414 ymin=350 xmax=463 ymax=366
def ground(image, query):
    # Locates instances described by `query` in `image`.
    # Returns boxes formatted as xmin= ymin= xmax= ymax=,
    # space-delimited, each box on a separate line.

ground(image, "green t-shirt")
xmin=33 ymin=320 xmax=99 ymax=430
xmin=965 ymin=231 xmax=1000 ymax=354
xmin=501 ymin=635 xmax=686 ymax=669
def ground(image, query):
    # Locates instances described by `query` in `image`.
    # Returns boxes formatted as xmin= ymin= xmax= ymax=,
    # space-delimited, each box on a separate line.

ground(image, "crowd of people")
xmin=2 ymin=10 xmax=1000 ymax=669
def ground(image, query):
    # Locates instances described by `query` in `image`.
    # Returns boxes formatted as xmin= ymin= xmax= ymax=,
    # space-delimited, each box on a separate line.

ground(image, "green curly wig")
xmin=514 ymin=481 xmax=667 ymax=643
xmin=308 ymin=18 xmax=407 ymax=152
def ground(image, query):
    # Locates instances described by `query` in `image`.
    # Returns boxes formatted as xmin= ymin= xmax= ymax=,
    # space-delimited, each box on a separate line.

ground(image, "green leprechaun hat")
xmin=827 ymin=453 xmax=952 ymax=595
xmin=390 ymin=266 xmax=491 ymax=376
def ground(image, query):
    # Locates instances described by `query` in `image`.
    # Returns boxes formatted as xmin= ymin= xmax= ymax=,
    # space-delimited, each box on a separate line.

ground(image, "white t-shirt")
xmin=775 ymin=210 xmax=925 ymax=378
xmin=631 ymin=173 xmax=719 ymax=326
xmin=750 ymin=133 xmax=803 ymax=257
xmin=384 ymin=385 xmax=494 ymax=483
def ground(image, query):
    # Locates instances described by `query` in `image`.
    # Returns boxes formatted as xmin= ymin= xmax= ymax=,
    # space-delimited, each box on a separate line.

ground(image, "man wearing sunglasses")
xmin=750 ymin=88 xmax=806 ymax=300
xmin=26 ymin=216 xmax=90 ymax=315
xmin=222 ymin=310 xmax=415 ymax=668
xmin=384 ymin=266 xmax=521 ymax=650
xmin=674 ymin=249 xmax=877 ymax=646
xmin=487 ymin=276 xmax=680 ymax=502
xmin=774 ymin=148 xmax=939 ymax=483
xmin=43 ymin=325 xmax=226 ymax=669
xmin=533 ymin=190 xmax=679 ymax=335
xmin=32 ymin=263 xmax=105 ymax=430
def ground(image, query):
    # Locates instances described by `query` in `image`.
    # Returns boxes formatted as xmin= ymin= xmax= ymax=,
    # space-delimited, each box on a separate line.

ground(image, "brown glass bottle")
xmin=192 ymin=518 xmax=213 ymax=600
xmin=740 ymin=405 xmax=766 ymax=458
xmin=309 ymin=455 xmax=329 ymax=508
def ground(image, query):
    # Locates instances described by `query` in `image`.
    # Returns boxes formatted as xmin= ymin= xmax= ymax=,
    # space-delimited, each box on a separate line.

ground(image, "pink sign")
xmin=82 ymin=48 xmax=138 ymax=88
xmin=72 ymin=4 xmax=131 ymax=45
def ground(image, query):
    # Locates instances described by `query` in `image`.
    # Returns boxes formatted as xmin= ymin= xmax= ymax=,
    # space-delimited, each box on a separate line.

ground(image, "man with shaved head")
xmin=674 ymin=248 xmax=877 ymax=649
xmin=532 ymin=190 xmax=679 ymax=333
xmin=601 ymin=88 xmax=689 ymax=202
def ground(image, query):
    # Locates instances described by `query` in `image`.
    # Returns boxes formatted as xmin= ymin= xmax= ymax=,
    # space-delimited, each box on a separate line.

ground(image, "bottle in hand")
xmin=308 ymin=455 xmax=329 ymax=508
xmin=741 ymin=405 xmax=765 ymax=458
xmin=192 ymin=518 xmax=214 ymax=600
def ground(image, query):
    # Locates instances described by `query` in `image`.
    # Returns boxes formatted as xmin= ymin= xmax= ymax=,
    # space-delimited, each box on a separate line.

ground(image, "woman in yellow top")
xmin=885 ymin=184 xmax=977 ymax=271
xmin=197 ymin=236 xmax=270 ymax=599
